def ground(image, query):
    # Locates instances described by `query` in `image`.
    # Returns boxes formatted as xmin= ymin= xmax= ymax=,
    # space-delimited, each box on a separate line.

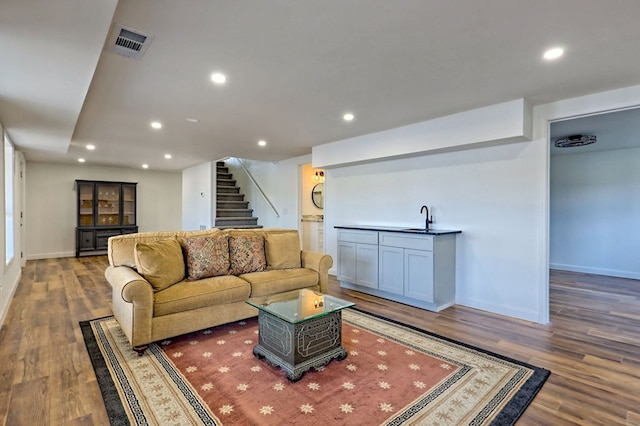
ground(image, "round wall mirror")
xmin=311 ymin=183 xmax=324 ymax=209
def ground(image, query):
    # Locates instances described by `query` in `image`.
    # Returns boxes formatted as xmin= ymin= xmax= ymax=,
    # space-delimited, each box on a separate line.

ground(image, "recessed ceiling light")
xmin=543 ymin=47 xmax=564 ymax=60
xmin=78 ymin=158 xmax=85 ymax=163
xmin=343 ymin=113 xmax=355 ymax=121
xmin=185 ymin=117 xmax=199 ymax=123
xmin=210 ymin=73 xmax=227 ymax=84
xmin=151 ymin=121 xmax=162 ymax=129
xmin=164 ymin=154 xmax=172 ymax=159
xmin=258 ymin=140 xmax=267 ymax=147
xmin=142 ymin=164 xmax=149 ymax=169
xmin=86 ymin=144 xmax=95 ymax=150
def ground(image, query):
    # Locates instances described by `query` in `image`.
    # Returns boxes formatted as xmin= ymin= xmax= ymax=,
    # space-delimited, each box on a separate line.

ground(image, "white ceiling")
xmin=3 ymin=0 xmax=640 ymax=171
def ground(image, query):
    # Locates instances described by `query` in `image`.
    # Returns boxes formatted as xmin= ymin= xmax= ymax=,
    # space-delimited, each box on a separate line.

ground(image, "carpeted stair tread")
xmin=217 ymin=201 xmax=249 ymax=208
xmin=217 ymin=186 xmax=241 ymax=194
xmin=216 ymin=209 xmax=254 ymax=217
xmin=215 ymin=224 xmax=264 ymax=229
xmin=217 ymin=194 xmax=245 ymax=201
xmin=215 ymin=217 xmax=259 ymax=223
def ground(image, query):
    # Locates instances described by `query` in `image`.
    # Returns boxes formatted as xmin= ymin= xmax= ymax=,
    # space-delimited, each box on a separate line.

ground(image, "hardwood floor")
xmin=0 ymin=257 xmax=639 ymax=425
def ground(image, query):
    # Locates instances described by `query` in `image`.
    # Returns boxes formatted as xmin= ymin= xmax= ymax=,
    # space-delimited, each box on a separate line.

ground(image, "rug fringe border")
xmin=348 ymin=307 xmax=551 ymax=425
xmin=80 ymin=318 xmax=131 ymax=426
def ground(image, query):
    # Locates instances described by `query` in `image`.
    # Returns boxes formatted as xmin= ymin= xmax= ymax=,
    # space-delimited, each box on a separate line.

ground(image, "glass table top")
xmin=247 ymin=289 xmax=355 ymax=324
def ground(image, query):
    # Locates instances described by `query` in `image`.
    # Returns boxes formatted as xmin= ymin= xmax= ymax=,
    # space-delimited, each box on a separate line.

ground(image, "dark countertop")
xmin=334 ymin=225 xmax=461 ymax=235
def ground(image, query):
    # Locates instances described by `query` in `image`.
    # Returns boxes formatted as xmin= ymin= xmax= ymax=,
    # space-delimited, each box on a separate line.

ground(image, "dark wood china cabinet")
xmin=75 ymin=180 xmax=138 ymax=256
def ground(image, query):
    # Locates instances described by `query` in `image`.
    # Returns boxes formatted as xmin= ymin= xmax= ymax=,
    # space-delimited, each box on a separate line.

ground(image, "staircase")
xmin=214 ymin=161 xmax=262 ymax=229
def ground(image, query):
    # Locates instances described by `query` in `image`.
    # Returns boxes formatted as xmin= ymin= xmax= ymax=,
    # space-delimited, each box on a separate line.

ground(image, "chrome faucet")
xmin=420 ymin=205 xmax=433 ymax=230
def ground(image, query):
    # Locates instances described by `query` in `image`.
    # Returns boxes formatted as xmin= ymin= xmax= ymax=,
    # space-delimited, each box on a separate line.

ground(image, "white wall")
xmin=550 ymin=147 xmax=640 ymax=279
xmin=314 ymin=101 xmax=547 ymax=323
xmin=25 ymin=161 xmax=182 ymax=259
xmin=324 ymin=140 xmax=547 ymax=323
xmin=182 ymin=162 xmax=214 ymax=230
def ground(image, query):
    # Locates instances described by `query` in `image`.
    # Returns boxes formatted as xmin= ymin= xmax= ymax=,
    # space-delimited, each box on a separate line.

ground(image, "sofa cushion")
xmin=109 ymin=229 xmax=224 ymax=268
xmin=134 ymin=238 xmax=185 ymax=291
xmin=265 ymin=232 xmax=301 ymax=270
xmin=180 ymin=234 xmax=230 ymax=280
xmin=228 ymin=235 xmax=266 ymax=275
xmin=153 ymin=275 xmax=251 ymax=317
xmin=241 ymin=268 xmax=319 ymax=297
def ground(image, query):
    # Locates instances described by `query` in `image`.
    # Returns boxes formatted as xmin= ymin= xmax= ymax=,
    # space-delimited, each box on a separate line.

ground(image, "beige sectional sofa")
xmin=105 ymin=228 xmax=333 ymax=354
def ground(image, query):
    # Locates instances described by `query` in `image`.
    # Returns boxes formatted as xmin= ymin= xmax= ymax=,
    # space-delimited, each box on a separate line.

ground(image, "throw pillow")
xmin=180 ymin=234 xmax=230 ymax=280
xmin=134 ymin=238 xmax=185 ymax=291
xmin=228 ymin=235 xmax=266 ymax=275
xmin=265 ymin=232 xmax=301 ymax=270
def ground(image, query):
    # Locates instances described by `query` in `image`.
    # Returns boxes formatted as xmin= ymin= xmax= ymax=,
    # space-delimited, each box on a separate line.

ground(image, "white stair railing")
xmin=231 ymin=158 xmax=280 ymax=218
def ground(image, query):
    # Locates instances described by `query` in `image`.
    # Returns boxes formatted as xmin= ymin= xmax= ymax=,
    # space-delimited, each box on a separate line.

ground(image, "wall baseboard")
xmin=0 ymin=270 xmax=22 ymax=328
xmin=550 ymin=263 xmax=640 ymax=280
xmin=27 ymin=251 xmax=76 ymax=260
xmin=455 ymin=296 xmax=542 ymax=323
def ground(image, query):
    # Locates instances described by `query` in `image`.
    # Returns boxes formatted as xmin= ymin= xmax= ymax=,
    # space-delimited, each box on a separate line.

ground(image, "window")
xmin=5 ymin=133 xmax=14 ymax=265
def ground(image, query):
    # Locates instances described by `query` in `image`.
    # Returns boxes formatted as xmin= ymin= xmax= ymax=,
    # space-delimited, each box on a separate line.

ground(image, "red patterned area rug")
xmin=81 ymin=309 xmax=548 ymax=425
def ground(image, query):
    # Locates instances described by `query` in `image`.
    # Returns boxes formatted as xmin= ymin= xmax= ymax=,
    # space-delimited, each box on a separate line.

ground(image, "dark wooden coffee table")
xmin=247 ymin=289 xmax=354 ymax=382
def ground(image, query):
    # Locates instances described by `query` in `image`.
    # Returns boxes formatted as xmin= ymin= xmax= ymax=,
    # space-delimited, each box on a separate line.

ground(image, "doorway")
xmin=299 ymin=163 xmax=325 ymax=252
xmin=549 ymin=107 xmax=640 ymax=280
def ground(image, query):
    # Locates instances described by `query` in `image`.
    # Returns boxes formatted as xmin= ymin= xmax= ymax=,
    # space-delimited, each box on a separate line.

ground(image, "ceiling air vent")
xmin=106 ymin=24 xmax=154 ymax=60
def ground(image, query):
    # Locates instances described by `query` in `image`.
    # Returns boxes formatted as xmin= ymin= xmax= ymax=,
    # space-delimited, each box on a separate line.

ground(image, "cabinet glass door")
xmin=78 ymin=183 xmax=94 ymax=226
xmin=97 ymin=184 xmax=120 ymax=226
xmin=122 ymin=184 xmax=136 ymax=226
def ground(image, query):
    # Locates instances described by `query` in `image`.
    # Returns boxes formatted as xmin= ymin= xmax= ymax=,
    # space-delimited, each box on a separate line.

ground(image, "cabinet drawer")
xmin=78 ymin=231 xmax=95 ymax=250
xmin=96 ymin=230 xmax=121 ymax=250
xmin=337 ymin=230 xmax=378 ymax=244
xmin=379 ymin=232 xmax=433 ymax=251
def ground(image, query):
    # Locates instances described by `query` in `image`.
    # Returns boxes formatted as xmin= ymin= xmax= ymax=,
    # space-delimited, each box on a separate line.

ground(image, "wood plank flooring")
xmin=0 ymin=257 xmax=639 ymax=425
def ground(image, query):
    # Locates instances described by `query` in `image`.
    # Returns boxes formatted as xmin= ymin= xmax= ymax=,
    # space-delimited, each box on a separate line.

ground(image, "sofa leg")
xmin=133 ymin=345 xmax=149 ymax=356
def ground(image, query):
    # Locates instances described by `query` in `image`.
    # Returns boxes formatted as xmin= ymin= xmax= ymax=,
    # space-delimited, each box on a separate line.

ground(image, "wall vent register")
xmin=106 ymin=24 xmax=154 ymax=59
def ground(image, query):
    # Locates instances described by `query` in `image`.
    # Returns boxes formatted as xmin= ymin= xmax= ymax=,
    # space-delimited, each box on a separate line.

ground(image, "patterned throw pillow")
xmin=180 ymin=235 xmax=230 ymax=280
xmin=228 ymin=235 xmax=266 ymax=275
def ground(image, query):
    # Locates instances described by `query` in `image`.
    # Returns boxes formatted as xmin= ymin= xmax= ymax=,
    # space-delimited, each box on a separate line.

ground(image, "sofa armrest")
xmin=300 ymin=250 xmax=333 ymax=294
xmin=105 ymin=265 xmax=154 ymax=347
